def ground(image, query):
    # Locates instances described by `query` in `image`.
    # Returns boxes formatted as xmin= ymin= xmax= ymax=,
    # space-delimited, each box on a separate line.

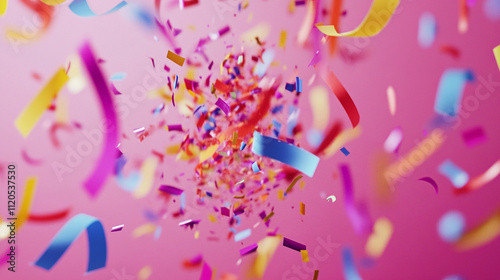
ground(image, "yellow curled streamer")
xmin=15 ymin=68 xmax=69 ymax=137
xmin=0 ymin=177 xmax=37 ymax=239
xmin=455 ymin=210 xmax=500 ymax=251
xmin=316 ymin=0 xmax=400 ymax=37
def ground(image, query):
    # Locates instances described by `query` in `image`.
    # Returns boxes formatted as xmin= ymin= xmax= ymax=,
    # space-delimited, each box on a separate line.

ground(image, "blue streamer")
xmin=34 ymin=214 xmax=107 ymax=272
xmin=434 ymin=69 xmax=474 ymax=117
xmin=251 ymin=131 xmax=319 ymax=177
xmin=69 ymin=0 xmax=128 ymax=17
xmin=342 ymin=247 xmax=362 ymax=280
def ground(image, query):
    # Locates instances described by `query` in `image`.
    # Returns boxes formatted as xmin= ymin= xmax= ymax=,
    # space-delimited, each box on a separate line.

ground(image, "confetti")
xmin=494 ymin=44 xmax=500 ymax=71
xmin=326 ymin=195 xmax=336 ymax=203
xmin=215 ymin=97 xmax=230 ymax=116
xmin=438 ymin=211 xmax=465 ymax=242
xmin=340 ymin=147 xmax=350 ymax=156
xmin=462 ymin=126 xmax=486 ymax=147
xmin=418 ymin=177 xmax=439 ymax=194
xmin=434 ymin=69 xmax=474 ymax=117
xmin=387 ymin=85 xmax=396 ymax=115
xmin=167 ymin=50 xmax=186 ymax=67
xmin=455 ymin=159 xmax=500 ymax=194
xmin=299 ymin=202 xmax=305 ymax=215
xmin=365 ymin=218 xmax=393 ymax=258
xmin=342 ymin=247 xmax=362 ymax=280
xmin=34 ymin=214 xmax=107 ymax=272
xmin=111 ymin=224 xmax=124 ymax=232
xmin=418 ymin=12 xmax=437 ymax=48
xmin=455 ymin=209 xmax=500 ymax=250
xmin=15 ymin=68 xmax=69 ymax=137
xmin=438 ymin=160 xmax=469 ymax=189
xmin=0 ymin=0 xmax=6 ymax=15
xmin=283 ymin=237 xmax=306 ymax=251
xmin=234 ymin=229 xmax=252 ymax=242
xmin=279 ymin=30 xmax=287 ymax=49
xmin=240 ymin=243 xmax=258 ymax=256
xmin=68 ymin=0 xmax=127 ymax=17
xmin=316 ymin=0 xmax=400 ymax=37
xmin=383 ymin=127 xmax=403 ymax=154
xmin=300 ymin=250 xmax=309 ymax=262
xmin=29 ymin=208 xmax=71 ymax=222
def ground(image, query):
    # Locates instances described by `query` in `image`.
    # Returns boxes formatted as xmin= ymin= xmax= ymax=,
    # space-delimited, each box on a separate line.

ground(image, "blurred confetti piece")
xmin=434 ymin=69 xmax=474 ymax=117
xmin=286 ymin=175 xmax=303 ymax=194
xmin=29 ymin=207 xmax=71 ymax=222
xmin=283 ymin=237 xmax=306 ymax=251
xmin=440 ymin=45 xmax=461 ymax=59
xmin=342 ymin=247 xmax=362 ymax=280
xmin=133 ymin=223 xmax=156 ymax=238
xmin=299 ymin=202 xmax=305 ymax=215
xmin=200 ymin=262 xmax=212 ymax=280
xmin=340 ymin=147 xmax=350 ymax=156
xmin=240 ymin=244 xmax=258 ymax=256
xmin=15 ymin=68 xmax=68 ymax=137
xmin=459 ymin=0 xmax=469 ymax=33
xmin=22 ymin=149 xmax=43 ymax=165
xmin=111 ymin=224 xmax=124 ymax=232
xmin=300 ymin=250 xmax=309 ymax=262
xmin=309 ymin=86 xmax=330 ymax=130
xmin=0 ymin=177 xmax=38 ymax=237
xmin=462 ymin=126 xmax=486 ymax=147
xmin=235 ymin=229 xmax=252 ymax=242
xmin=316 ymin=0 xmax=400 ymax=37
xmin=456 ymin=159 xmax=500 ymax=194
xmin=418 ymin=12 xmax=437 ymax=48
xmin=247 ymin=235 xmax=281 ymax=278
xmin=484 ymin=0 xmax=500 ymax=19
xmin=438 ymin=211 xmax=465 ymax=242
xmin=365 ymin=217 xmax=393 ymax=258
xmin=138 ymin=265 xmax=152 ymax=280
xmin=297 ymin=0 xmax=315 ymax=45
xmin=314 ymin=270 xmax=319 ymax=280
xmin=240 ymin=23 xmax=271 ymax=45
xmin=109 ymin=72 xmax=126 ymax=81
xmin=133 ymin=157 xmax=158 ymax=198
xmin=494 ymin=44 xmax=500 ymax=71
xmin=383 ymin=127 xmax=403 ymax=154
xmin=439 ymin=160 xmax=469 ymax=189
xmin=319 ymin=69 xmax=360 ymax=128
xmin=455 ymin=209 xmax=500 ymax=250
xmin=386 ymin=86 xmax=396 ymax=116
xmin=215 ymin=97 xmax=230 ymax=116
xmin=199 ymin=145 xmax=219 ymax=163
xmin=34 ymin=214 xmax=107 ymax=272
xmin=6 ymin=1 xmax=54 ymax=40
xmin=41 ymin=0 xmax=66 ymax=5
xmin=167 ymin=50 xmax=185 ymax=66
xmin=418 ymin=177 xmax=439 ymax=194
xmin=0 ymin=0 xmax=6 ymax=15
xmin=252 ymin=131 xmax=319 ymax=177
xmin=69 ymin=0 xmax=127 ymax=17
xmin=279 ymin=30 xmax=287 ymax=49
xmin=79 ymin=41 xmax=119 ymax=198
xmin=327 ymin=195 xmax=336 ymax=203
xmin=253 ymin=49 xmax=275 ymax=78
xmin=323 ymin=126 xmax=361 ymax=158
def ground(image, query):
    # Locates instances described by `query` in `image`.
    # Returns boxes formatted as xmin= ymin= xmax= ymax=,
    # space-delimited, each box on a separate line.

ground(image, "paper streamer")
xmin=34 ymin=213 xmax=107 ymax=272
xmin=69 ymin=0 xmax=127 ymax=17
xmin=328 ymin=0 xmax=343 ymax=54
xmin=494 ymin=44 xmax=500 ymax=72
xmin=7 ymin=0 xmax=54 ymax=40
xmin=15 ymin=68 xmax=68 ymax=137
xmin=316 ymin=0 xmax=400 ymax=37
xmin=455 ymin=209 xmax=500 ymax=250
xmin=319 ymin=69 xmax=360 ymax=128
xmin=29 ymin=207 xmax=71 ymax=222
xmin=309 ymin=86 xmax=330 ymax=130
xmin=17 ymin=177 xmax=37 ymax=230
xmin=252 ymin=131 xmax=320 ymax=177
xmin=418 ymin=12 xmax=437 ymax=48
xmin=418 ymin=177 xmax=439 ymax=194
xmin=434 ymin=69 xmax=474 ymax=117
xmin=200 ymin=262 xmax=212 ymax=280
xmin=439 ymin=160 xmax=469 ymax=189
xmin=0 ymin=0 xmax=7 ymax=15
xmin=342 ymin=247 xmax=362 ymax=280
xmin=133 ymin=157 xmax=158 ymax=199
xmin=79 ymin=41 xmax=119 ymax=198
xmin=455 ymin=159 xmax=500 ymax=194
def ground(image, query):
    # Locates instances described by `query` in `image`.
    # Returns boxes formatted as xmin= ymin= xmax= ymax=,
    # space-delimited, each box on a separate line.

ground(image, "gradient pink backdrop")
xmin=1 ymin=0 xmax=500 ymax=279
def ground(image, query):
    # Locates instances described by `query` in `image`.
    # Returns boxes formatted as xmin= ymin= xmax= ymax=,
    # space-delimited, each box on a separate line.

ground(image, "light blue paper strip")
xmin=434 ymin=69 xmax=474 ymax=117
xmin=342 ymin=247 xmax=362 ymax=280
xmin=69 ymin=0 xmax=128 ymax=17
xmin=438 ymin=160 xmax=469 ymax=188
xmin=252 ymin=131 xmax=320 ymax=177
xmin=34 ymin=214 xmax=107 ymax=272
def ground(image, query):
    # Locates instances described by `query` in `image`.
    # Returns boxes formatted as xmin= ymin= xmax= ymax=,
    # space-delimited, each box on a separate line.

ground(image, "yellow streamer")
xmin=132 ymin=223 xmax=157 ymax=238
xmin=494 ymin=44 xmax=500 ymax=72
xmin=0 ymin=0 xmax=7 ymax=16
xmin=455 ymin=210 xmax=500 ymax=251
xmin=365 ymin=217 xmax=393 ymax=257
xmin=316 ymin=0 xmax=400 ymax=37
xmin=15 ymin=68 xmax=69 ymax=137
xmin=41 ymin=0 xmax=66 ymax=5
xmin=133 ymin=157 xmax=158 ymax=199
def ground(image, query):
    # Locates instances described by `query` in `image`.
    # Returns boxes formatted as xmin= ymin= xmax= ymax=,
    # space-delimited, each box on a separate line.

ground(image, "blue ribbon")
xmin=251 ymin=131 xmax=320 ymax=177
xmin=34 ymin=214 xmax=107 ymax=272
xmin=69 ymin=0 xmax=128 ymax=17
xmin=434 ymin=69 xmax=474 ymax=117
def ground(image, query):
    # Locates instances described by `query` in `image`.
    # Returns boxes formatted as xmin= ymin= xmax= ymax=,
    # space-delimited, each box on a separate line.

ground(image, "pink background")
xmin=1 ymin=0 xmax=500 ymax=279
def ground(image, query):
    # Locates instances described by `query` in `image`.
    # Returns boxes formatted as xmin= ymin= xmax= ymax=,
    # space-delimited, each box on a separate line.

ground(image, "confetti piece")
xmin=241 ymin=23 xmax=271 ymax=45
xmin=297 ymin=0 xmax=316 ymax=45
xmin=279 ymin=30 xmax=287 ymax=49
xmin=319 ymin=69 xmax=360 ymax=128
xmin=286 ymin=175 xmax=303 ymax=194
xmin=494 ymin=44 xmax=500 ymax=72
xmin=200 ymin=145 xmax=219 ymax=163
xmin=418 ymin=12 xmax=437 ymax=48
xmin=240 ymin=243 xmax=258 ymax=256
xmin=138 ymin=265 xmax=152 ymax=280
xmin=434 ymin=69 xmax=475 ymax=117
xmin=340 ymin=164 xmax=373 ymax=235
xmin=313 ymin=270 xmax=319 ymax=280
xmin=133 ymin=157 xmax=158 ymax=198
xmin=252 ymin=162 xmax=261 ymax=173
xmin=300 ymin=250 xmax=309 ymax=262
xmin=159 ymin=185 xmax=184 ymax=195
xmin=111 ymin=224 xmax=124 ymax=232
xmin=253 ymin=49 xmax=275 ymax=78
xmin=133 ymin=223 xmax=157 ymax=238
xmin=327 ymin=195 xmax=336 ymax=203
xmin=215 ymin=97 xmax=230 ymax=116
xmin=247 ymin=235 xmax=281 ymax=278
xmin=263 ymin=212 xmax=275 ymax=222
xmin=283 ymin=237 xmax=306 ymax=251
xmin=34 ymin=214 xmax=106 ymax=272
xmin=342 ymin=247 xmax=362 ymax=280
xmin=459 ymin=0 xmax=468 ymax=33
xmin=252 ymin=131 xmax=319 ymax=177
xmin=21 ymin=149 xmax=43 ymax=165
xmin=79 ymin=42 xmax=119 ymax=198
xmin=438 ymin=160 xmax=469 ymax=189
xmin=383 ymin=127 xmax=403 ymax=153
xmin=14 ymin=68 xmax=69 ymax=137
xmin=69 ymin=0 xmax=127 ymax=17
xmin=109 ymin=72 xmax=126 ymax=81
xmin=438 ymin=211 xmax=465 ymax=242
xmin=386 ymin=86 xmax=396 ymax=115
xmin=41 ymin=0 xmax=67 ymax=5
xmin=234 ymin=229 xmax=252 ymax=242
xmin=167 ymin=50 xmax=185 ymax=66
xmin=0 ymin=0 xmax=6 ymax=15
xmin=299 ymin=202 xmax=305 ymax=215
xmin=309 ymin=86 xmax=329 ymax=130
xmin=316 ymin=0 xmax=400 ymax=37
xmin=440 ymin=45 xmax=461 ymax=59
xmin=29 ymin=207 xmax=71 ymax=222
xmin=455 ymin=159 xmax=500 ymax=194
xmin=296 ymin=77 xmax=303 ymax=93
xmin=455 ymin=209 xmax=500 ymax=250
xmin=462 ymin=126 xmax=486 ymax=147
xmin=418 ymin=177 xmax=439 ymax=194
xmin=365 ymin=217 xmax=393 ymax=258
xmin=340 ymin=147 xmax=350 ymax=156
